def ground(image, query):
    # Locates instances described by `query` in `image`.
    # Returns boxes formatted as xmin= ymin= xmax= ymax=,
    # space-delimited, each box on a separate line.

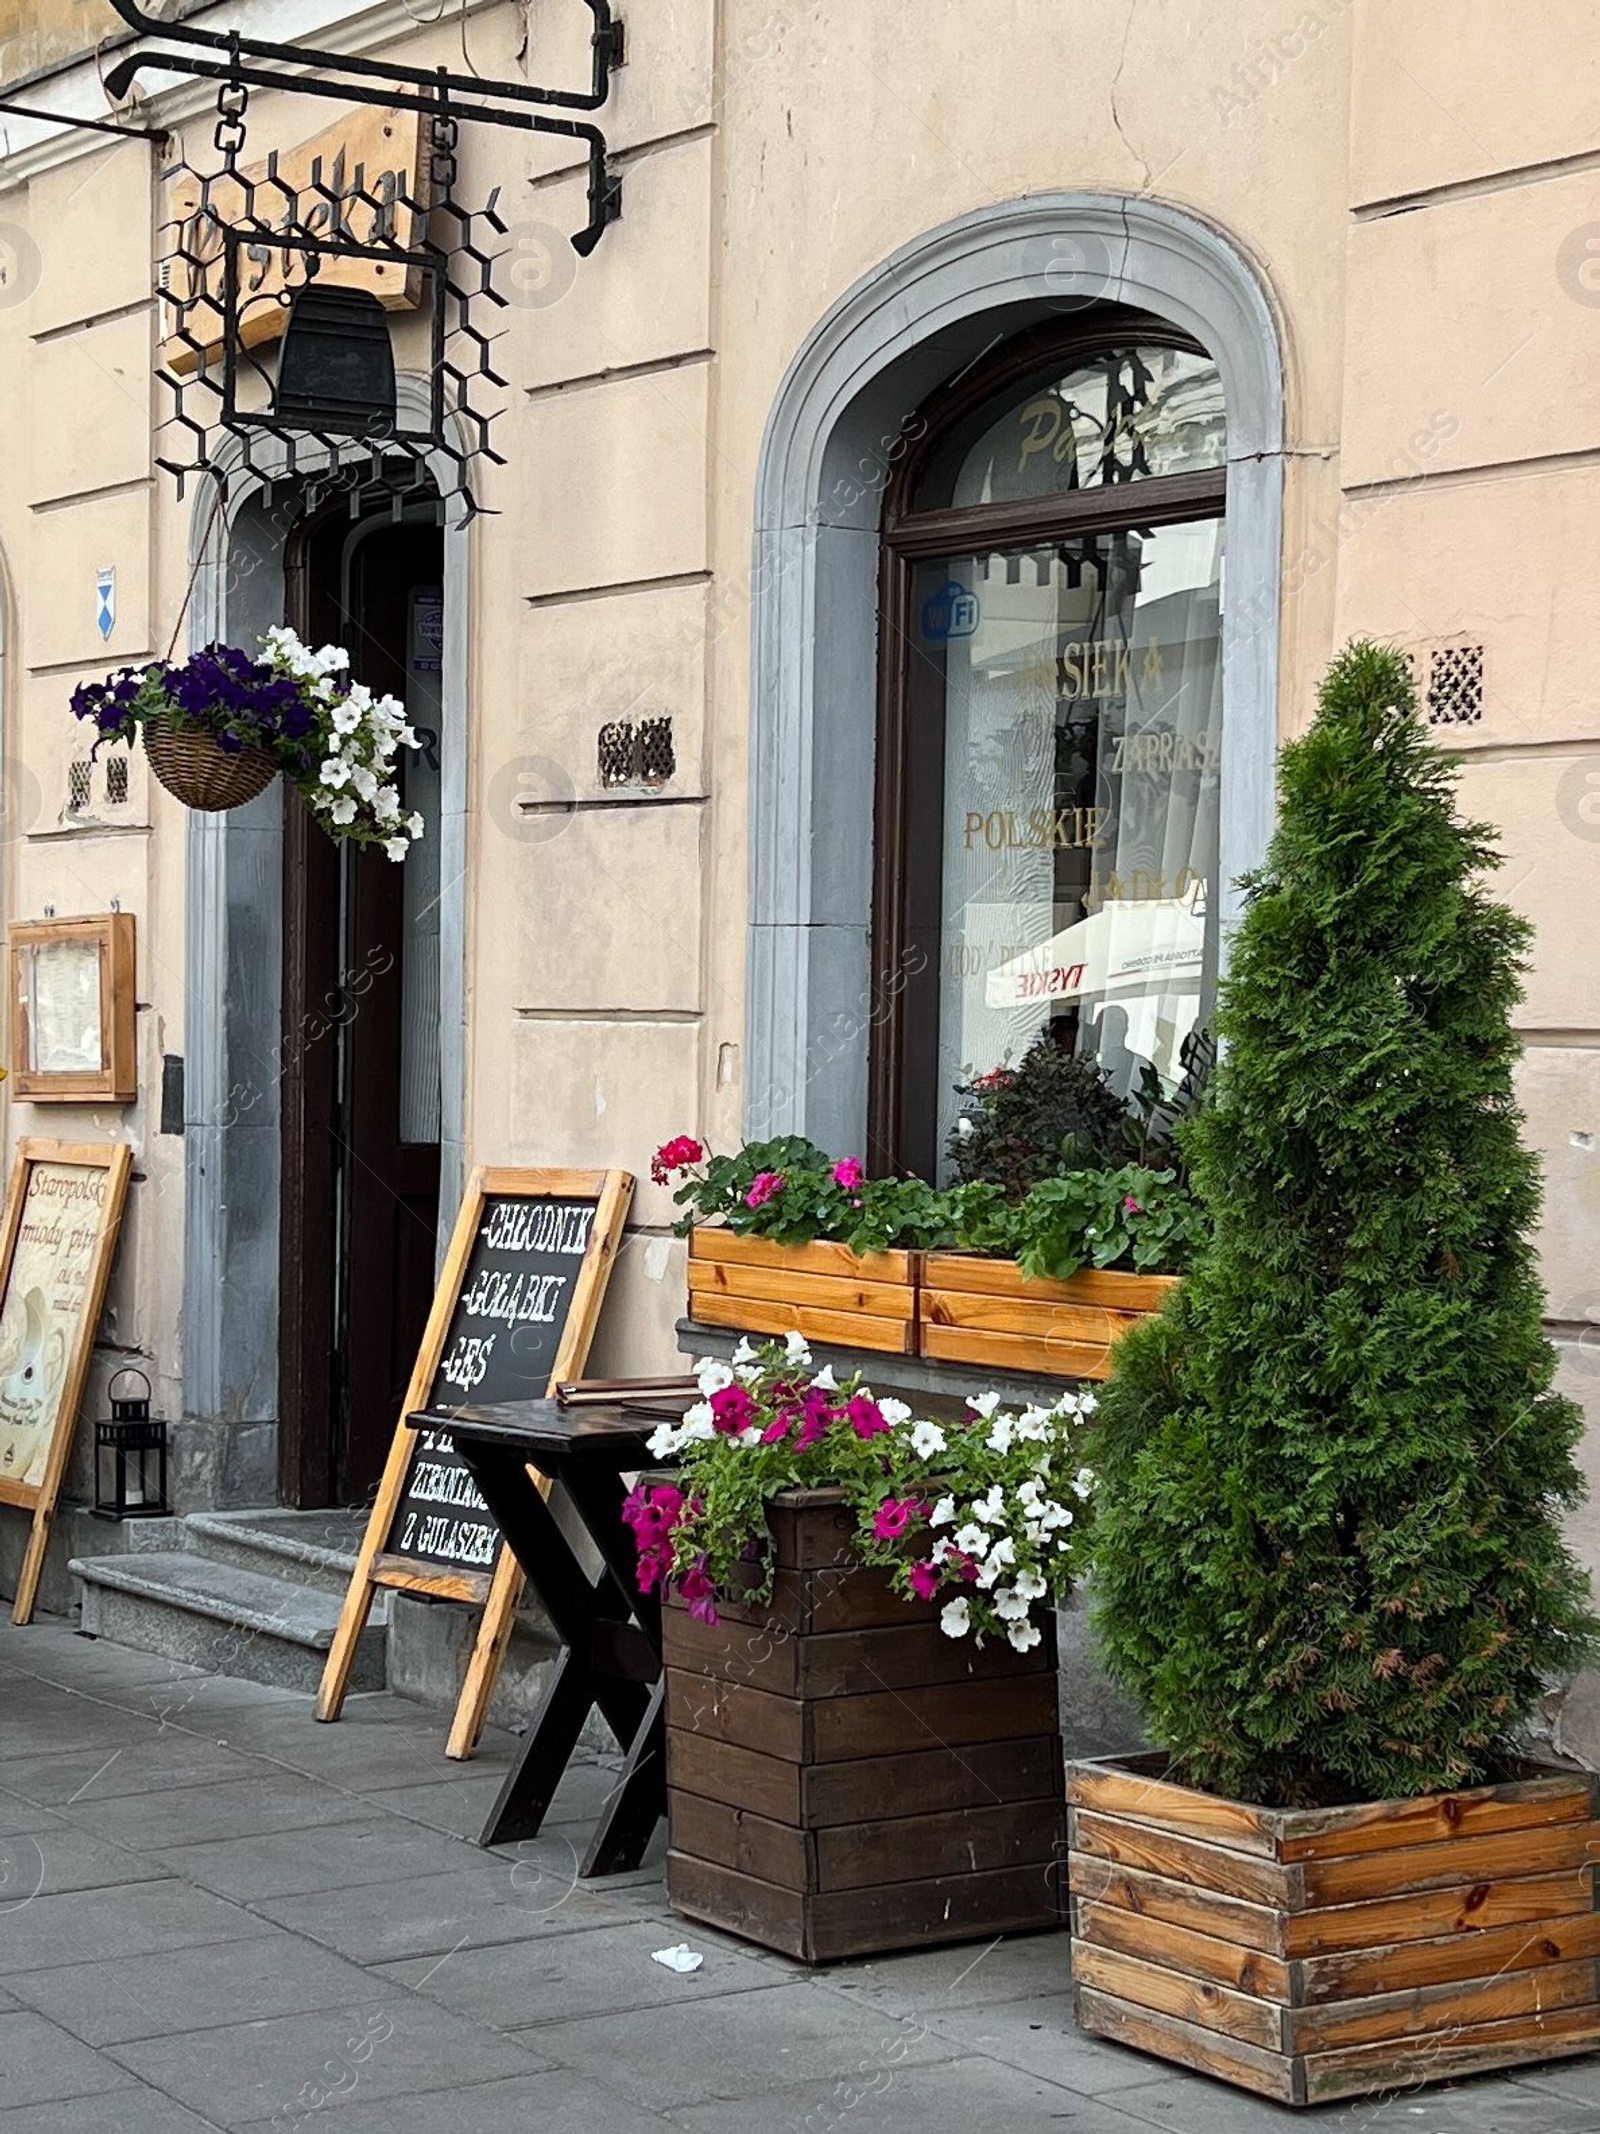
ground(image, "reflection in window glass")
xmin=916 ymin=518 xmax=1223 ymax=1175
xmin=919 ymin=346 xmax=1225 ymax=511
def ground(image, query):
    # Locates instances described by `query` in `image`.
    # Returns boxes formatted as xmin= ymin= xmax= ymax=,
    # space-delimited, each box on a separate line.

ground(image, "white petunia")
xmin=909 ymin=1420 xmax=946 ymax=1459
xmin=992 ymin=1585 xmax=1030 ymax=1622
xmin=406 ymin=812 xmax=424 ymax=840
xmin=970 ymin=1485 xmax=1006 ymax=1526
xmin=731 ymin=1336 xmax=759 ymax=1365
xmin=328 ymin=796 xmax=358 ymax=827
xmin=953 ymin=1523 xmax=989 ymax=1557
xmin=986 ymin=1415 xmax=1017 ymax=1453
xmin=320 ymin=757 xmax=351 ymax=789
xmin=1013 ymin=1568 xmax=1048 ymax=1603
xmin=1006 ymin=1618 xmax=1043 ymax=1654
xmin=696 ymin=1361 xmax=734 ymax=1397
xmin=940 ymin=1597 xmax=972 ymax=1639
xmin=968 ymin=1390 xmax=1003 ymax=1419
xmin=809 ymin=1365 xmax=840 ymax=1391
xmin=373 ymin=787 xmax=402 ymax=824
xmin=783 ymin=1332 xmax=812 ymax=1365
xmin=383 ymin=836 xmax=410 ymax=862
xmin=1076 ymin=1392 xmax=1098 ymax=1416
xmin=647 ymin=1420 xmax=685 ymax=1458
xmin=350 ymin=765 xmax=379 ymax=803
xmin=679 ymin=1403 xmax=716 ymax=1443
xmin=737 ymin=1426 xmax=763 ymax=1448
xmin=879 ymin=1397 xmax=912 ymax=1426
xmin=929 ymin=1495 xmax=957 ymax=1528
xmin=330 ymin=700 xmax=362 ymax=736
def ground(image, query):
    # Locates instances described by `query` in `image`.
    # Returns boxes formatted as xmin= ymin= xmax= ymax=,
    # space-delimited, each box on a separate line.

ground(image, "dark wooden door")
xmin=279 ymin=509 xmax=444 ymax=1508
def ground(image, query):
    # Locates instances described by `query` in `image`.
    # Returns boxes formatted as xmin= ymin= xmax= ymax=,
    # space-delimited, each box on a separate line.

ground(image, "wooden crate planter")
xmin=1067 ymin=1753 xmax=1600 ymax=2105
xmin=921 ymin=1255 xmax=1178 ymax=1381
xmin=686 ymin=1228 xmax=918 ymax=1356
xmin=664 ymin=1491 xmax=1065 ymax=1962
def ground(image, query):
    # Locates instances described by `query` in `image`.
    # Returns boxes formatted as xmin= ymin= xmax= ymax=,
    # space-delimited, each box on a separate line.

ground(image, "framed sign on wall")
xmin=9 ymin=915 xmax=137 ymax=1104
xmin=0 ymin=1139 xmax=134 ymax=1622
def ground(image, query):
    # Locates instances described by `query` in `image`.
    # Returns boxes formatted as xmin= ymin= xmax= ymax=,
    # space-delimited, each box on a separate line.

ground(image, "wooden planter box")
xmin=664 ymin=1490 xmax=1065 ymax=1962
xmin=921 ymin=1255 xmax=1178 ymax=1381
xmin=686 ymin=1228 xmax=918 ymax=1356
xmin=1067 ymin=1753 xmax=1600 ymax=2105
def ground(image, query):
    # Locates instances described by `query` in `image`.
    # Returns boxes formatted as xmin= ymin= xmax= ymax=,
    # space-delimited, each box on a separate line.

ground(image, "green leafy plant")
xmin=942 ymin=1165 xmax=1207 ymax=1281
xmin=947 ymin=1033 xmax=1132 ymax=1195
xmin=624 ymin=1334 xmax=1096 ymax=1647
xmin=1089 ymin=642 xmax=1598 ymax=1808
xmin=653 ymin=1136 xmax=953 ymax=1254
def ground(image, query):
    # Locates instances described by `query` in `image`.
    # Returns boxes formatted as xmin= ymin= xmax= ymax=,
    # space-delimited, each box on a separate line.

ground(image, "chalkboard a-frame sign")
xmin=318 ymin=1166 xmax=633 ymax=1758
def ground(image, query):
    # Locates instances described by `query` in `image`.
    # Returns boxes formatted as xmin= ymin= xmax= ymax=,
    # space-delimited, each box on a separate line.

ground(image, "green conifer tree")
xmin=1089 ymin=642 xmax=1596 ymax=1807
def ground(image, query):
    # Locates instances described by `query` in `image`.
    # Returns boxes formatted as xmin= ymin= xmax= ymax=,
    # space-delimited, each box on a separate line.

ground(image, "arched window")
xmin=870 ymin=316 xmax=1227 ymax=1179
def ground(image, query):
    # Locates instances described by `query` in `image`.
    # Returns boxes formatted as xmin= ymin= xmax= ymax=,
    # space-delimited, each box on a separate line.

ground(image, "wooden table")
xmin=405 ymin=1399 xmax=673 ymax=1872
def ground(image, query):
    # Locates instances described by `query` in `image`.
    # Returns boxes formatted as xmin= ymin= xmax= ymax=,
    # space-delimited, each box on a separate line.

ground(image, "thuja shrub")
xmin=1090 ymin=642 xmax=1597 ymax=1807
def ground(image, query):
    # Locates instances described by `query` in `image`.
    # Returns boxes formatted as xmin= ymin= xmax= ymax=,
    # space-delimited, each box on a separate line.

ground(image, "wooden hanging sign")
xmin=0 ymin=1140 xmax=133 ymax=1624
xmin=318 ymin=1166 xmax=634 ymax=1757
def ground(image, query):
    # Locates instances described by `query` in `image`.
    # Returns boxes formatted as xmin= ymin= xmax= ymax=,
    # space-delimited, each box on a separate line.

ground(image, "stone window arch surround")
xmin=744 ymin=193 xmax=1285 ymax=1158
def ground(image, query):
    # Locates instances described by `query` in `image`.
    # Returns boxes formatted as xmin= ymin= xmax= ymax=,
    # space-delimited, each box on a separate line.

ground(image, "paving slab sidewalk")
xmin=2 ymin=1617 xmax=1598 ymax=2134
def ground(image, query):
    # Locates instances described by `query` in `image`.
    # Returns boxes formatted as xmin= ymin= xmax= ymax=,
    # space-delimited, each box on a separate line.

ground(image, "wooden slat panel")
xmin=665 ymin=1674 xmax=804 ymax=1761
xmin=816 ymin=1799 xmax=1063 ymax=1891
xmin=808 ymin=1860 xmax=1062 ymax=1961
xmin=1303 ymin=1822 xmax=1600 ymax=1906
xmin=1075 ymin=1986 xmax=1296 ymax=2103
xmin=689 ymin=1260 xmax=915 ymax=1321
xmin=664 ymin=1609 xmax=1048 ymax=1698
xmin=809 ymin=1676 xmax=1061 ymax=1762
xmin=1068 ymin=1809 xmax=1295 ymax=1909
xmin=1301 ymin=2001 xmax=1600 ymax=2104
xmin=1278 ymin=1773 xmax=1596 ymax=1861
xmin=669 ymin=1791 xmax=810 ymax=1889
xmin=1067 ymin=1861 xmax=1289 ymax=1957
xmin=689 ymin=1230 xmax=914 ymax=1283
xmin=689 ymin=1292 xmax=915 ymax=1355
xmin=666 ymin=1730 xmax=801 ymax=1826
xmin=1067 ymin=1763 xmax=1280 ymax=1857
xmin=1074 ymin=1899 xmax=1292 ymax=2000
xmin=1299 ymin=1908 xmax=1600 ymax=2005
xmin=921 ymin=1288 xmax=1134 ymax=1345
xmin=1287 ymin=1957 xmax=1600 ymax=2055
xmin=1071 ymin=1941 xmax=1283 ymax=2052
xmin=1287 ymin=1867 xmax=1598 ymax=1958
xmin=920 ymin=1322 xmax=1113 ymax=1381
xmin=922 ymin=1254 xmax=1178 ymax=1312
xmin=803 ymin=1736 xmax=1062 ymax=1828
xmin=667 ymin=1850 xmax=811 ymax=1961
xmin=662 ymin=1607 xmax=802 ymax=1696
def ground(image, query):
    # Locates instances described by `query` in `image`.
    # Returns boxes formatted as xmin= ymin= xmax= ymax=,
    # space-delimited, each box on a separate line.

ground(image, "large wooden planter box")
xmin=664 ymin=1490 xmax=1065 ymax=1962
xmin=1067 ymin=1753 xmax=1600 ymax=2105
xmin=921 ymin=1255 xmax=1178 ymax=1381
xmin=687 ymin=1228 xmax=918 ymax=1356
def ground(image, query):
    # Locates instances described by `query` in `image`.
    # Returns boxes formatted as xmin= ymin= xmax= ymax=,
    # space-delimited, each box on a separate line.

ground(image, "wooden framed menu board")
xmin=318 ymin=1166 xmax=633 ymax=1757
xmin=0 ymin=1139 xmax=133 ymax=1623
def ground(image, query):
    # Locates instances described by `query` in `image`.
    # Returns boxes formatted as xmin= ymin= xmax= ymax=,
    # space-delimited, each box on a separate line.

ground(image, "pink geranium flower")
xmin=745 ymin=1171 xmax=785 ymax=1209
xmin=831 ymin=1157 xmax=865 ymax=1192
xmin=651 ymin=1134 xmax=704 ymax=1185
xmin=1123 ymin=1194 xmax=1143 ymax=1215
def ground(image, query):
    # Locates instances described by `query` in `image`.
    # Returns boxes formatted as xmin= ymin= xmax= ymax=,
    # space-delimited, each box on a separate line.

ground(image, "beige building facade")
xmin=0 ymin=0 xmax=1597 ymax=1738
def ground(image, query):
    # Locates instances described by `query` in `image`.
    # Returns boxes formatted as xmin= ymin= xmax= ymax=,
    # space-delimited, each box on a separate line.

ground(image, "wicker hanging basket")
xmin=143 ymin=719 xmax=279 ymax=813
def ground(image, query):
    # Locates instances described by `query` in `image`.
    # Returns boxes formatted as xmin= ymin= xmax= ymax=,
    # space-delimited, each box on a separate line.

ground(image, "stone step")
xmin=184 ymin=1508 xmax=372 ymax=1598
xmin=67 ymin=1550 xmax=386 ymax=1696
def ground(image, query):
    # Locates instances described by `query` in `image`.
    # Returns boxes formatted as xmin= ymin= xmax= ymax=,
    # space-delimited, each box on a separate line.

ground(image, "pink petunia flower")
xmin=745 ymin=1170 xmax=785 ymax=1209
xmin=831 ymin=1157 xmax=865 ymax=1192
xmin=792 ymin=1389 xmax=837 ymax=1452
xmin=872 ymin=1497 xmax=924 ymax=1543
xmin=678 ymin=1558 xmax=719 ymax=1626
xmin=845 ymin=1394 xmax=890 ymax=1441
xmin=908 ymin=1559 xmax=942 ymax=1601
xmin=708 ymin=1384 xmax=756 ymax=1435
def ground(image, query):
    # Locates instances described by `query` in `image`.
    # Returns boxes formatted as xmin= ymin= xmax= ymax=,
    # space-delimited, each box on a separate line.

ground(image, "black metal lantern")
xmin=93 ymin=1369 xmax=169 ymax=1519
xmin=273 ymin=286 xmax=398 ymax=438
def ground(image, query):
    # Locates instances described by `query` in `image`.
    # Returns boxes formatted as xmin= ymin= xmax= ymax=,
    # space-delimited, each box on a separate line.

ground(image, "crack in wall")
xmin=1109 ymin=0 xmax=1152 ymax=195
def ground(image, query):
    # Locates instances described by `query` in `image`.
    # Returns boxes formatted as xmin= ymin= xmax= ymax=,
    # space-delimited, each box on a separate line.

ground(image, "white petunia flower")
xmin=696 ymin=1361 xmax=734 ymax=1397
xmin=992 ymin=1585 xmax=1030 ymax=1622
xmin=737 ymin=1426 xmax=763 ymax=1448
xmin=679 ymin=1403 xmax=716 ymax=1443
xmin=730 ymin=1336 xmax=759 ymax=1365
xmin=929 ymin=1495 xmax=957 ymax=1528
xmin=968 ymin=1390 xmax=1003 ymax=1419
xmin=406 ymin=812 xmax=424 ymax=840
xmin=783 ymin=1332 xmax=812 ymax=1365
xmin=350 ymin=765 xmax=379 ymax=804
xmin=970 ymin=1485 xmax=1006 ymax=1526
xmin=879 ymin=1398 xmax=912 ymax=1426
xmin=953 ymin=1523 xmax=989 ymax=1558
xmin=647 ymin=1420 xmax=684 ymax=1458
xmin=940 ymin=1597 xmax=972 ymax=1639
xmin=1013 ymin=1568 xmax=1048 ymax=1603
xmin=373 ymin=788 xmax=402 ymax=824
xmin=330 ymin=700 xmax=362 ymax=736
xmin=909 ymin=1420 xmax=947 ymax=1459
xmin=328 ymin=796 xmax=358 ymax=827
xmin=986 ymin=1415 xmax=1017 ymax=1454
xmin=1006 ymin=1618 xmax=1043 ymax=1654
xmin=809 ymin=1365 xmax=839 ymax=1391
xmin=320 ymin=757 xmax=351 ymax=789
xmin=383 ymin=836 xmax=410 ymax=862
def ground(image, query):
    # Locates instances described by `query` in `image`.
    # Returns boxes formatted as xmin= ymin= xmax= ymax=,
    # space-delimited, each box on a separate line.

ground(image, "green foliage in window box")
xmin=1088 ymin=642 xmax=1598 ymax=1809
xmin=943 ymin=1166 xmax=1210 ymax=1281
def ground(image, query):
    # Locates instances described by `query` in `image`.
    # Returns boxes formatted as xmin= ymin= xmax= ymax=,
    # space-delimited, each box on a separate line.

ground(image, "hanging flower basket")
xmin=72 ymin=631 xmax=425 ymax=858
xmin=143 ymin=719 xmax=279 ymax=813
